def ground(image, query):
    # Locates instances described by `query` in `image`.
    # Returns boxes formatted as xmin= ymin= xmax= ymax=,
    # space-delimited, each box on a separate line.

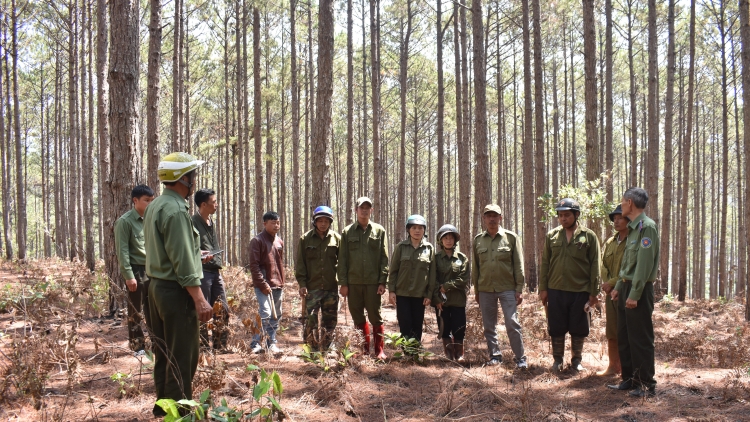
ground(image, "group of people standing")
xmin=114 ymin=151 xmax=660 ymax=417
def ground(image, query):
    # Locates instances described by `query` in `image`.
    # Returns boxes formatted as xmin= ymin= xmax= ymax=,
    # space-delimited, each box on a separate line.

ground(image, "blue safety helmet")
xmin=312 ymin=205 xmax=334 ymax=224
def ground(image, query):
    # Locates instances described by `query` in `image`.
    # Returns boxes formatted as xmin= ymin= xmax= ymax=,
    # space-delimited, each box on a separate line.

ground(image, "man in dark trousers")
xmin=539 ymin=198 xmax=601 ymax=372
xmin=192 ymin=188 xmax=230 ymax=353
xmin=114 ymin=184 xmax=154 ymax=356
xmin=144 ymin=152 xmax=213 ymax=417
xmin=249 ymin=211 xmax=285 ymax=355
xmin=609 ymin=187 xmax=659 ymax=397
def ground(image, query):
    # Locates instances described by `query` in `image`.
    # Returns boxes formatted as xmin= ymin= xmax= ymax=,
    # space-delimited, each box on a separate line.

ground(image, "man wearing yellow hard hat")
xmin=144 ymin=152 xmax=213 ymax=417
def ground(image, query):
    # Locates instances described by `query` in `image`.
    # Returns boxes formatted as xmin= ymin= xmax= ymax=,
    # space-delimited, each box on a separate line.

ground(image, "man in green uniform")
xmin=114 ymin=185 xmax=154 ymax=355
xmin=338 ymin=197 xmax=389 ymax=360
xmin=608 ymin=187 xmax=659 ymax=397
xmin=473 ymin=204 xmax=527 ymax=368
xmin=597 ymin=204 xmax=627 ymax=376
xmin=192 ymin=188 xmax=230 ymax=353
xmin=145 ymin=152 xmax=213 ymax=417
xmin=296 ymin=205 xmax=341 ymax=353
xmin=539 ymin=198 xmax=600 ymax=372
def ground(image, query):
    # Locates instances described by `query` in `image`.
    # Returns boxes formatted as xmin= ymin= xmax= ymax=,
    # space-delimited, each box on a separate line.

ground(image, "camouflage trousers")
xmin=304 ymin=289 xmax=339 ymax=350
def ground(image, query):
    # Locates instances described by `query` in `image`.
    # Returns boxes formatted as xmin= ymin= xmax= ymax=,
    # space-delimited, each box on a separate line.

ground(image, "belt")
xmin=131 ymin=264 xmax=145 ymax=269
xmin=203 ymin=268 xmax=221 ymax=274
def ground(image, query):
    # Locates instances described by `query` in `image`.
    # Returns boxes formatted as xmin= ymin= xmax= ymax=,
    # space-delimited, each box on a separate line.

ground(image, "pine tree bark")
xmin=147 ymin=0 xmax=162 ymax=191
xmin=370 ymin=0 xmax=381 ymax=220
xmin=291 ymin=0 xmax=300 ymax=260
xmin=171 ymin=0 xmax=182 ymax=150
xmin=397 ymin=0 xmax=413 ymax=242
xmin=108 ymin=0 xmax=140 ymax=313
xmin=522 ymin=0 xmax=535 ymax=289
xmin=0 ymin=42 xmax=10 ymax=259
xmin=311 ymin=0 xmax=334 ymax=208
xmin=646 ymin=0 xmax=660 ymax=256
xmin=436 ymin=0 xmax=445 ymax=228
xmin=660 ymin=0 xmax=676 ymax=295
xmin=605 ymin=0 xmax=613 ymax=201
xmin=627 ymin=0 xmax=638 ymax=186
xmin=744 ymin=0 xmax=750 ymax=316
xmin=346 ymin=0 xmax=354 ymax=222
xmin=532 ymin=0 xmax=544 ymax=281
xmin=83 ymin=0 xmax=96 ymax=271
xmin=583 ymin=0 xmax=599 ymax=185
xmin=253 ymin=7 xmax=264 ymax=231
xmin=68 ymin=0 xmax=80 ymax=260
xmin=474 ymin=0 xmax=490 ymax=220
xmin=679 ymin=0 xmax=696 ymax=301
xmin=715 ymin=1 xmax=729 ymax=298
xmin=11 ymin=0 xmax=25 ymax=260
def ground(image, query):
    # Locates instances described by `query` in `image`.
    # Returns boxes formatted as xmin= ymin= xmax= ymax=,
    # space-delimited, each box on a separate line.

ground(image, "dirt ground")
xmin=0 ymin=259 xmax=749 ymax=421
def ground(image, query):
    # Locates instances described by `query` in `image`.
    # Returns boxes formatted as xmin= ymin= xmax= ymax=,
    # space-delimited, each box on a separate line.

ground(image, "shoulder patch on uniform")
xmin=641 ymin=237 xmax=653 ymax=248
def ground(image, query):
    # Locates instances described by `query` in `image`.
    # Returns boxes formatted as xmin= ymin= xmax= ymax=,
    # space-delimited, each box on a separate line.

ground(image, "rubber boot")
xmin=571 ymin=336 xmax=586 ymax=372
xmin=596 ymin=339 xmax=621 ymax=376
xmin=356 ymin=323 xmax=370 ymax=355
xmin=442 ymin=338 xmax=453 ymax=360
xmin=453 ymin=341 xmax=465 ymax=362
xmin=373 ymin=324 xmax=387 ymax=360
xmin=550 ymin=336 xmax=565 ymax=372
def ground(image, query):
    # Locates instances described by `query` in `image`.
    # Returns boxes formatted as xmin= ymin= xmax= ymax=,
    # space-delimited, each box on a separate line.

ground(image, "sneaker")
xmin=486 ymin=355 xmax=502 ymax=366
xmin=133 ymin=349 xmax=146 ymax=358
xmin=571 ymin=360 xmax=586 ymax=372
xmin=515 ymin=358 xmax=528 ymax=369
xmin=268 ymin=344 xmax=282 ymax=354
xmin=250 ymin=343 xmax=263 ymax=354
xmin=550 ymin=359 xmax=563 ymax=372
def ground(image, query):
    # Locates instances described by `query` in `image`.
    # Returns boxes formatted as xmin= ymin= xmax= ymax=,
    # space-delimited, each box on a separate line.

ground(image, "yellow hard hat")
xmin=157 ymin=152 xmax=205 ymax=182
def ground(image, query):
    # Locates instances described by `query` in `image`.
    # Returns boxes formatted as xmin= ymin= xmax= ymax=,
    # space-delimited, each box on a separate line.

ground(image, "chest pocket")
xmin=368 ymin=234 xmax=380 ymax=250
xmin=497 ymin=246 xmax=512 ymax=261
xmin=347 ymin=237 xmax=360 ymax=250
xmin=305 ymin=244 xmax=318 ymax=259
xmin=192 ymin=226 xmax=200 ymax=242
xmin=477 ymin=247 xmax=489 ymax=265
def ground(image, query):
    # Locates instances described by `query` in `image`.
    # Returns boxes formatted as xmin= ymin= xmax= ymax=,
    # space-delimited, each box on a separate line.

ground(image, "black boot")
xmin=442 ymin=338 xmax=453 ymax=360
xmin=550 ymin=336 xmax=565 ymax=372
xmin=571 ymin=336 xmax=586 ymax=372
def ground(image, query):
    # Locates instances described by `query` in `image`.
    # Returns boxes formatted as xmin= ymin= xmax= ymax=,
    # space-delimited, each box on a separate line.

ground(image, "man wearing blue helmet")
xmin=296 ymin=205 xmax=341 ymax=353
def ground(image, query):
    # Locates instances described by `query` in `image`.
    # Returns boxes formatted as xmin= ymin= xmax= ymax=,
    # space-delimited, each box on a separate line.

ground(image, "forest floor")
xmin=0 ymin=259 xmax=749 ymax=421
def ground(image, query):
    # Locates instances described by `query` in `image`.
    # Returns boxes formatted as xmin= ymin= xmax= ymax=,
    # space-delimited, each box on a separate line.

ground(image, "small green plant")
xmin=110 ymin=372 xmax=134 ymax=398
xmin=245 ymin=364 xmax=284 ymax=419
xmin=299 ymin=344 xmax=330 ymax=371
xmin=538 ymin=176 xmax=615 ymax=225
xmin=384 ymin=332 xmax=433 ymax=363
xmin=155 ymin=389 xmax=249 ymax=421
xmin=661 ymin=293 xmax=674 ymax=305
xmin=338 ymin=342 xmax=357 ymax=367
xmin=717 ymin=296 xmax=728 ymax=305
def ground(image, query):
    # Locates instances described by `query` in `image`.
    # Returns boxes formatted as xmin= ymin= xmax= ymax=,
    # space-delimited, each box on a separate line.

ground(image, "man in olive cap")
xmin=473 ymin=204 xmax=527 ymax=368
xmin=338 ymin=197 xmax=389 ymax=359
xmin=539 ymin=198 xmax=601 ymax=372
xmin=597 ymin=205 xmax=628 ymax=376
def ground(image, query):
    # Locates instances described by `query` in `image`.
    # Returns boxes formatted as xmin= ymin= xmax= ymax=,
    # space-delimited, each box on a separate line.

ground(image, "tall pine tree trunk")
xmin=311 ymin=0 xmax=334 ymax=208
xmin=147 ymin=0 xmax=162 ymax=191
xmin=253 ymin=7 xmax=264 ymax=231
xmin=583 ymin=0 xmax=599 ymax=185
xmin=346 ymin=0 xmax=354 ymax=222
xmin=679 ymin=0 xmax=696 ymax=301
xmin=605 ymin=0 xmax=613 ymax=201
xmin=11 ymin=0 xmax=24 ymax=260
xmin=744 ymin=0 xmax=750 ymax=318
xmin=522 ymin=0 xmax=535 ymax=289
xmin=108 ymin=0 xmax=140 ymax=313
xmin=532 ymin=0 xmax=544 ymax=284
xmin=646 ymin=0 xmax=660 ymax=278
xmin=436 ymin=0 xmax=445 ymax=228
xmin=660 ymin=0 xmax=676 ymax=294
xmin=291 ymin=0 xmax=300 ymax=259
xmin=370 ymin=0 xmax=381 ymax=220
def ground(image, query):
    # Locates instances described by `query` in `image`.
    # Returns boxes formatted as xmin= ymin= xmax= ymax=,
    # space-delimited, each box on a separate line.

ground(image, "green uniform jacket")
xmin=295 ymin=229 xmax=341 ymax=291
xmin=114 ymin=208 xmax=146 ymax=280
xmin=387 ymin=238 xmax=437 ymax=299
xmin=615 ymin=213 xmax=659 ymax=301
xmin=433 ymin=250 xmax=469 ymax=307
xmin=601 ymin=234 xmax=627 ymax=288
xmin=472 ymin=228 xmax=524 ymax=293
xmin=539 ymin=224 xmax=601 ymax=296
xmin=337 ymin=221 xmax=389 ymax=286
xmin=191 ymin=213 xmax=223 ymax=270
xmin=143 ymin=188 xmax=203 ymax=288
